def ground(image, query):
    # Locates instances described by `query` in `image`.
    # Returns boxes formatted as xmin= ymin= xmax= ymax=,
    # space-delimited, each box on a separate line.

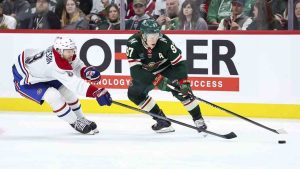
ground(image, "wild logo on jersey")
xmin=142 ymin=62 xmax=161 ymax=71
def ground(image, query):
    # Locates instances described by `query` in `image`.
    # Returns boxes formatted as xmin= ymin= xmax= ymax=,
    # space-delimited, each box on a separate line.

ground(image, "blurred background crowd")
xmin=0 ymin=0 xmax=299 ymax=30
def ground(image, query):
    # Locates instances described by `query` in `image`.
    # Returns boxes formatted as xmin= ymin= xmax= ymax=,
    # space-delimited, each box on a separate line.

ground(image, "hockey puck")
xmin=278 ymin=140 xmax=286 ymax=144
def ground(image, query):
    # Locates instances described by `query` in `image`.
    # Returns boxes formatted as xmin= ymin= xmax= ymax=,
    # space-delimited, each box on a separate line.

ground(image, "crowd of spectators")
xmin=0 ymin=0 xmax=299 ymax=30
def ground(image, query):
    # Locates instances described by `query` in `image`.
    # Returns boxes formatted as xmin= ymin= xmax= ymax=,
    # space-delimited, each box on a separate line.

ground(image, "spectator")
xmin=89 ymin=0 xmax=110 ymax=25
xmin=166 ymin=0 xmax=179 ymax=18
xmin=125 ymin=0 xmax=151 ymax=30
xmin=217 ymin=0 xmax=252 ymax=30
xmin=95 ymin=3 xmax=120 ymax=30
xmin=29 ymin=0 xmax=57 ymax=13
xmin=271 ymin=0 xmax=286 ymax=16
xmin=194 ymin=0 xmax=209 ymax=20
xmin=243 ymin=0 xmax=256 ymax=16
xmin=153 ymin=0 xmax=182 ymax=17
xmin=27 ymin=0 xmax=61 ymax=29
xmin=78 ymin=0 xmax=93 ymax=15
xmin=127 ymin=0 xmax=156 ymax=19
xmin=207 ymin=0 xmax=232 ymax=25
xmin=177 ymin=0 xmax=207 ymax=30
xmin=294 ymin=0 xmax=300 ymax=30
xmin=153 ymin=0 xmax=166 ymax=18
xmin=156 ymin=0 xmax=180 ymax=30
xmin=2 ymin=0 xmax=31 ymax=28
xmin=56 ymin=0 xmax=92 ymax=19
xmin=207 ymin=0 xmax=253 ymax=25
xmin=90 ymin=0 xmax=109 ymax=15
xmin=247 ymin=0 xmax=281 ymax=30
xmin=0 ymin=2 xmax=17 ymax=29
xmin=61 ymin=0 xmax=89 ymax=29
xmin=272 ymin=0 xmax=288 ymax=29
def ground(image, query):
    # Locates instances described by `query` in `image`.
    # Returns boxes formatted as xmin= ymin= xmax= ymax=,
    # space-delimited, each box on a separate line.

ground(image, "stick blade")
xmin=276 ymin=128 xmax=288 ymax=134
xmin=224 ymin=132 xmax=237 ymax=139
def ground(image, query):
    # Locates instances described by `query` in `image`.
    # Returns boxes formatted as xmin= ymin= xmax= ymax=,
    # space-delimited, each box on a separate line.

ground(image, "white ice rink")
xmin=0 ymin=112 xmax=299 ymax=169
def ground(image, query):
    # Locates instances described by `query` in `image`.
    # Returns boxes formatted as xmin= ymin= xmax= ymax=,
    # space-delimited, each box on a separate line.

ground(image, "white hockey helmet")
xmin=53 ymin=36 xmax=76 ymax=54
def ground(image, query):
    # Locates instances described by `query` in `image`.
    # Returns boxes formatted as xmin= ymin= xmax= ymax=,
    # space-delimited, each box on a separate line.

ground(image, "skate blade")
xmin=155 ymin=126 xmax=175 ymax=133
xmin=198 ymin=132 xmax=208 ymax=138
xmin=87 ymin=128 xmax=99 ymax=135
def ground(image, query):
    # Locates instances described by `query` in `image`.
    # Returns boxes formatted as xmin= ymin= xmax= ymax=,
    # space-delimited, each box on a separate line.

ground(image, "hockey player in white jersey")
xmin=12 ymin=37 xmax=112 ymax=134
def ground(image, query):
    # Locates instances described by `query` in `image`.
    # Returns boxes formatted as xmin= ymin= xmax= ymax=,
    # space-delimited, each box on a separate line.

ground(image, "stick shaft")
xmin=166 ymin=84 xmax=283 ymax=134
xmin=112 ymin=101 xmax=237 ymax=139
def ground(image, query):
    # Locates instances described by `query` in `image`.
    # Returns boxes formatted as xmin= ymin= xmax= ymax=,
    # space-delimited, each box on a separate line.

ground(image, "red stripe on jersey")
xmin=171 ymin=55 xmax=182 ymax=65
xmin=52 ymin=48 xmax=73 ymax=70
xmin=21 ymin=52 xmax=30 ymax=84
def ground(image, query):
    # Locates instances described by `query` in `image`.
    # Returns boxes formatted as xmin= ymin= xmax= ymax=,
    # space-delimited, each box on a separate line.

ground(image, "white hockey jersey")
xmin=13 ymin=46 xmax=92 ymax=97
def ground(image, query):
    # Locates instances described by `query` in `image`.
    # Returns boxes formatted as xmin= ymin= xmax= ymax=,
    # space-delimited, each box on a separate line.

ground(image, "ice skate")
xmin=71 ymin=118 xmax=98 ymax=134
xmin=80 ymin=117 xmax=99 ymax=134
xmin=194 ymin=118 xmax=207 ymax=132
xmin=152 ymin=119 xmax=175 ymax=133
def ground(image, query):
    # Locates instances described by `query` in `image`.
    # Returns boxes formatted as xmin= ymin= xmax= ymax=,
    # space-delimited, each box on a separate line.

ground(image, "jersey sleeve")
xmin=51 ymin=67 xmax=91 ymax=97
xmin=126 ymin=37 xmax=156 ymax=85
xmin=163 ymin=35 xmax=188 ymax=80
xmin=162 ymin=35 xmax=183 ymax=65
xmin=71 ymin=55 xmax=85 ymax=77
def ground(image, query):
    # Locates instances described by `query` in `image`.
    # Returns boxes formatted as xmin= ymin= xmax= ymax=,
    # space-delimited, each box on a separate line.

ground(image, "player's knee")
xmin=127 ymin=89 xmax=137 ymax=102
xmin=127 ymin=88 xmax=145 ymax=105
xmin=43 ymin=87 xmax=66 ymax=110
xmin=172 ymin=91 xmax=187 ymax=102
xmin=58 ymin=85 xmax=78 ymax=102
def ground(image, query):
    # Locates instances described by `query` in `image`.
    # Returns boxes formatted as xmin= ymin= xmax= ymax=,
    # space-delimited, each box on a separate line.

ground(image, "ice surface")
xmin=0 ymin=112 xmax=299 ymax=169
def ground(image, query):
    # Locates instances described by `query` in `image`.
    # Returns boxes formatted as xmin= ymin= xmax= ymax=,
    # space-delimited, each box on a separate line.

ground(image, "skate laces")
xmin=74 ymin=118 xmax=89 ymax=132
xmin=80 ymin=117 xmax=92 ymax=125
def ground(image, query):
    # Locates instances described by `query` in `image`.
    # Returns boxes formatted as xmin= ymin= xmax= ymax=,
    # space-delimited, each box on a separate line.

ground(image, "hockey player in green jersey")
xmin=126 ymin=19 xmax=207 ymax=133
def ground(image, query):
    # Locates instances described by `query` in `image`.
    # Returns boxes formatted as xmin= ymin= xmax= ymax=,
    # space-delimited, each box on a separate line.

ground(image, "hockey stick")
xmin=167 ymin=84 xmax=287 ymax=134
xmin=112 ymin=101 xmax=237 ymax=139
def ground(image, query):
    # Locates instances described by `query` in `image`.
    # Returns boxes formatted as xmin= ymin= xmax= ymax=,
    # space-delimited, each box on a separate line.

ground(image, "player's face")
xmin=62 ymin=49 xmax=75 ymax=62
xmin=145 ymin=33 xmax=160 ymax=49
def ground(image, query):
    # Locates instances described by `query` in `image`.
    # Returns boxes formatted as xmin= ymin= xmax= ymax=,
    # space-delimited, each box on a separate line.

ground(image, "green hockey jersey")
xmin=126 ymin=33 xmax=188 ymax=85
